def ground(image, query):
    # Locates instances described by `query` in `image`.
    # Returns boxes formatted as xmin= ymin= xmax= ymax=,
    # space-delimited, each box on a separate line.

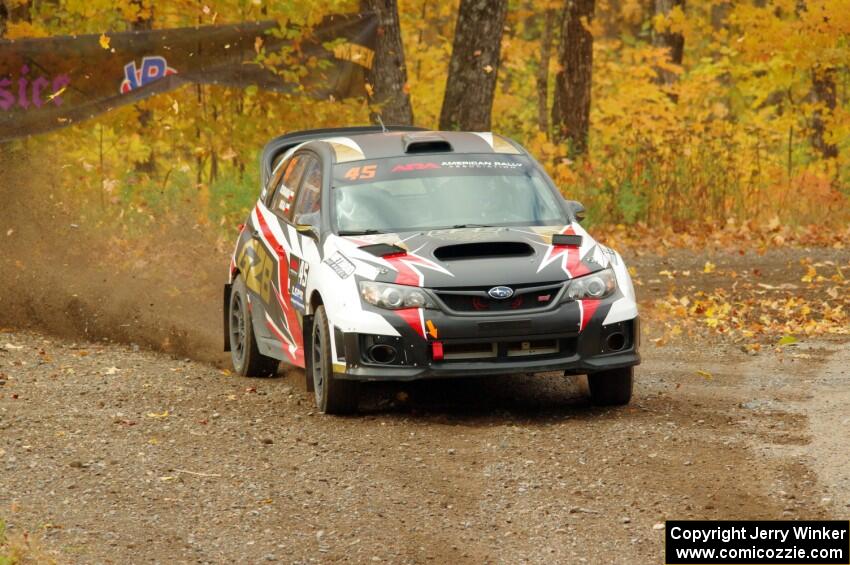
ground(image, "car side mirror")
xmin=295 ymin=223 xmax=319 ymax=239
xmin=566 ymin=199 xmax=586 ymax=223
xmin=294 ymin=211 xmax=320 ymax=239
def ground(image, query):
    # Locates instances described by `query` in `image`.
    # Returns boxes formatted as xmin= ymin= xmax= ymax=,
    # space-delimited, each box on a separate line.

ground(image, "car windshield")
xmin=332 ymin=154 xmax=566 ymax=234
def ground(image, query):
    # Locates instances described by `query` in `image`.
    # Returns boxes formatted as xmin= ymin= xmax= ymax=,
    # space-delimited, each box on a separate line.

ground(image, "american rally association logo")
xmin=120 ymin=56 xmax=177 ymax=93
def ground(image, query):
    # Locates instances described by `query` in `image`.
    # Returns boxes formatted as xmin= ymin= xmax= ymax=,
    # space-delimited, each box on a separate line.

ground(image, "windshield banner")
xmin=334 ymin=156 xmax=531 ymax=186
xmin=0 ymin=13 xmax=376 ymax=142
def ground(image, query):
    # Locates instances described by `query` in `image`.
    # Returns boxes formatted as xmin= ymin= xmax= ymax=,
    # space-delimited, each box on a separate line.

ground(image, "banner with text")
xmin=0 ymin=13 xmax=377 ymax=142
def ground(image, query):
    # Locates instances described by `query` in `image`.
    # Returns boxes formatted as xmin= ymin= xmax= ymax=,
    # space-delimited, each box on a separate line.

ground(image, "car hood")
xmin=334 ymin=224 xmax=612 ymax=288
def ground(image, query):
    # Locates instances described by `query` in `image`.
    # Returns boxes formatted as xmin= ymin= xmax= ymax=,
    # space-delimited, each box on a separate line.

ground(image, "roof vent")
xmin=402 ymin=132 xmax=453 ymax=154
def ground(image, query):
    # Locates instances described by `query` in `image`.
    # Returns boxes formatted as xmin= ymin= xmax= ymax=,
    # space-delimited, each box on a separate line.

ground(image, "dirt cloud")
xmin=0 ymin=147 xmax=229 ymax=366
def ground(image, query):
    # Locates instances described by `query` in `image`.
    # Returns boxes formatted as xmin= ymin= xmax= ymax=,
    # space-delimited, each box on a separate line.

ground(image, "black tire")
xmin=587 ymin=366 xmax=633 ymax=406
xmin=311 ymin=305 xmax=358 ymax=414
xmin=229 ymin=277 xmax=279 ymax=377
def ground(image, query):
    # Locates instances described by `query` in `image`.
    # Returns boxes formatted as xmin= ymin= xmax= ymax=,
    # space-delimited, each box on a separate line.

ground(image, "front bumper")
xmin=333 ymin=315 xmax=641 ymax=382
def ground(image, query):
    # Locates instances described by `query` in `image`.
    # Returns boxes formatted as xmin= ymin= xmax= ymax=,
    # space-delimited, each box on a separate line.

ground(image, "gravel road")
xmin=1 ymin=328 xmax=847 ymax=564
xmin=2 ymin=246 xmax=848 ymax=564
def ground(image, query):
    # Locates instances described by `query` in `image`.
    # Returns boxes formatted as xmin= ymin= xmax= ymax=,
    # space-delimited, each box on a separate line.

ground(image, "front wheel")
xmin=311 ymin=305 xmax=359 ymax=414
xmin=586 ymin=366 xmax=633 ymax=406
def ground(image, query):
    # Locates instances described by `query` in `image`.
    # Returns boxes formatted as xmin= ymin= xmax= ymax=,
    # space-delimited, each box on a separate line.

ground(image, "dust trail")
xmin=0 ymin=146 xmax=230 ymax=365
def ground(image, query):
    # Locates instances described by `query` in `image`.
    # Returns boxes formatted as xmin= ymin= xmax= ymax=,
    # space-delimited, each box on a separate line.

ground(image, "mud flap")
xmin=223 ymin=283 xmax=232 ymax=352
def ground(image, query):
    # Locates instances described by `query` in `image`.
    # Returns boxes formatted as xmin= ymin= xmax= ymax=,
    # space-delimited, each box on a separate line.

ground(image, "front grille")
xmin=433 ymin=282 xmax=563 ymax=313
xmin=440 ymin=336 xmax=576 ymax=362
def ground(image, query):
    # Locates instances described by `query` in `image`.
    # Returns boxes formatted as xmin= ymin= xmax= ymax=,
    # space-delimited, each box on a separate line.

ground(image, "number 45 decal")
xmin=343 ymin=165 xmax=376 ymax=181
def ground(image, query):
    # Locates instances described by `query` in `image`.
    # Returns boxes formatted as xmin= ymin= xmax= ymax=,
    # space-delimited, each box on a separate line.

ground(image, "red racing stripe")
xmin=395 ymin=308 xmax=425 ymax=339
xmin=579 ymin=299 xmax=600 ymax=332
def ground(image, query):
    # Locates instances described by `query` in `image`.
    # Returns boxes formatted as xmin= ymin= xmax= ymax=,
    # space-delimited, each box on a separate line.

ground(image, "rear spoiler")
xmin=260 ymin=125 xmax=426 ymax=188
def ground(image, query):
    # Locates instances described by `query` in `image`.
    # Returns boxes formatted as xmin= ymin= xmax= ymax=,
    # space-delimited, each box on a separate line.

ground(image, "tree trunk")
xmin=551 ymin=0 xmax=595 ymax=155
xmin=1 ymin=0 xmax=30 ymax=36
xmin=131 ymin=0 xmax=157 ymax=176
xmin=0 ymin=3 xmax=7 ymax=38
xmin=652 ymin=0 xmax=685 ymax=96
xmin=361 ymin=0 xmax=414 ymax=125
xmin=794 ymin=1 xmax=839 ymax=161
xmin=811 ymin=65 xmax=838 ymax=159
xmin=438 ymin=0 xmax=508 ymax=131
xmin=536 ymin=8 xmax=556 ymax=136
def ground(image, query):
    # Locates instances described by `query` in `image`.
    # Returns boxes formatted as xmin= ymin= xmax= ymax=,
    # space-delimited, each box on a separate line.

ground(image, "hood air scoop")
xmin=433 ymin=241 xmax=534 ymax=261
xmin=402 ymin=132 xmax=452 ymax=153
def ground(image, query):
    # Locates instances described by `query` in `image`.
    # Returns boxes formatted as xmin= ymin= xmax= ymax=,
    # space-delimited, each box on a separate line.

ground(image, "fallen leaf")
xmin=696 ymin=370 xmax=713 ymax=380
xmin=104 ymin=366 xmax=119 ymax=375
xmin=777 ymin=335 xmax=798 ymax=346
xmin=801 ymin=265 xmax=817 ymax=283
xmin=98 ymin=33 xmax=110 ymax=50
xmin=146 ymin=410 xmax=169 ymax=419
xmin=703 ymin=261 xmax=716 ymax=274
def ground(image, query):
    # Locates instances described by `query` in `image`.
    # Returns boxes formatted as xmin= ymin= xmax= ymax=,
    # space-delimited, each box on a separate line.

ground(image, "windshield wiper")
xmin=450 ymin=223 xmax=496 ymax=229
xmin=338 ymin=229 xmax=386 ymax=236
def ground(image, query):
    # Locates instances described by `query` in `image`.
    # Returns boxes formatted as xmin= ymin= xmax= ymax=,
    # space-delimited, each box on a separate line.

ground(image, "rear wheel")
xmin=587 ymin=366 xmax=633 ymax=406
xmin=229 ymin=277 xmax=279 ymax=377
xmin=312 ymin=305 xmax=358 ymax=414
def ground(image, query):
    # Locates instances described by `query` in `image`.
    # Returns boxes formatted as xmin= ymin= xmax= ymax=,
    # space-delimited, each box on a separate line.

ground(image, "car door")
xmin=245 ymin=152 xmax=315 ymax=367
xmin=285 ymin=154 xmax=324 ymax=315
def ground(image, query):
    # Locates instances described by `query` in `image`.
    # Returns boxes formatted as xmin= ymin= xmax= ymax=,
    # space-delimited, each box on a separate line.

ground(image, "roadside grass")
xmin=0 ymin=520 xmax=56 ymax=565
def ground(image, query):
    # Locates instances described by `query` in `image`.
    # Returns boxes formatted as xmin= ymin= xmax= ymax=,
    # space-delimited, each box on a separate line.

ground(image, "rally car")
xmin=224 ymin=126 xmax=640 ymax=414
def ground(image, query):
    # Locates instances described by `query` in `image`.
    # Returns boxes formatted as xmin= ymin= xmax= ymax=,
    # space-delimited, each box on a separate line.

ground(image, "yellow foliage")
xmin=5 ymin=0 xmax=850 ymax=230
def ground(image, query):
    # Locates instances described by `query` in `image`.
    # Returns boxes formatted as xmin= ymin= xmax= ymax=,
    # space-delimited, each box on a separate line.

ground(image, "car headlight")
xmin=359 ymin=281 xmax=437 ymax=310
xmin=563 ymin=268 xmax=617 ymax=301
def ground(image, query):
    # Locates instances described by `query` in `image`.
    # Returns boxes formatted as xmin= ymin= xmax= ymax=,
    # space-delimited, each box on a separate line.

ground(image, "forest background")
xmin=2 ymin=0 xmax=848 ymax=233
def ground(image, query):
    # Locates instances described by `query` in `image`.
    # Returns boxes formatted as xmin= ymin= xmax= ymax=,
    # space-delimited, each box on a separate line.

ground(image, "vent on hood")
xmin=552 ymin=233 xmax=583 ymax=246
xmin=433 ymin=241 xmax=534 ymax=261
xmin=403 ymin=133 xmax=453 ymax=154
xmin=360 ymin=243 xmax=407 ymax=257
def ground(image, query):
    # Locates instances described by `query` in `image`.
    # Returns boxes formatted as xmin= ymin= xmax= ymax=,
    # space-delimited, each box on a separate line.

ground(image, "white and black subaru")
xmin=224 ymin=126 xmax=640 ymax=414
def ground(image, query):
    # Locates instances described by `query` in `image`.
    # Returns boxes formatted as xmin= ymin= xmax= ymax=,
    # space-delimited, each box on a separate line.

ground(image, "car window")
xmin=292 ymin=155 xmax=322 ymax=225
xmin=270 ymin=155 xmax=307 ymax=218
xmin=331 ymin=155 xmax=565 ymax=234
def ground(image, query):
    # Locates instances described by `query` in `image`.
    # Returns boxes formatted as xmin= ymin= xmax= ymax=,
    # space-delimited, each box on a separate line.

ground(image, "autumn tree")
xmin=653 ymin=0 xmax=685 ymax=97
xmin=439 ymin=0 xmax=508 ymax=131
xmin=130 ymin=0 xmax=157 ymax=175
xmin=0 ymin=0 xmax=29 ymax=37
xmin=787 ymin=0 xmax=839 ymax=161
xmin=811 ymin=65 xmax=838 ymax=159
xmin=361 ymin=0 xmax=413 ymax=125
xmin=536 ymin=7 xmax=556 ymax=135
xmin=551 ymin=0 xmax=594 ymax=155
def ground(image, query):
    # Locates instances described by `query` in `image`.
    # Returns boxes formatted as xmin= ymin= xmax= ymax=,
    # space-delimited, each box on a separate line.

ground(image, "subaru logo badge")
xmin=488 ymin=286 xmax=514 ymax=300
